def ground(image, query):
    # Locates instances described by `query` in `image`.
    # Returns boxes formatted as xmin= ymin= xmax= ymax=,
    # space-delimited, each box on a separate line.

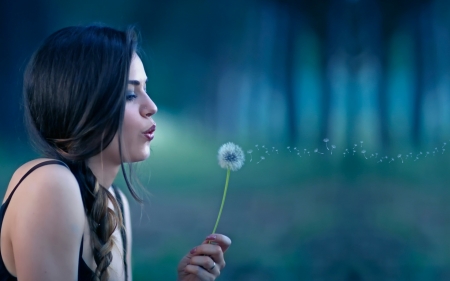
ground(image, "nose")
xmin=141 ymin=96 xmax=157 ymax=117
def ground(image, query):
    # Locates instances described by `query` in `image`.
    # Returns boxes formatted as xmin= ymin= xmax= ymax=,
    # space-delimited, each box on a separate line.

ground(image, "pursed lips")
xmin=143 ymin=124 xmax=156 ymax=141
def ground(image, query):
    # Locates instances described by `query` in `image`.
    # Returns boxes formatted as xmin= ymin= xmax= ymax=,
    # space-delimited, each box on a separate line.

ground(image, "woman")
xmin=0 ymin=25 xmax=231 ymax=281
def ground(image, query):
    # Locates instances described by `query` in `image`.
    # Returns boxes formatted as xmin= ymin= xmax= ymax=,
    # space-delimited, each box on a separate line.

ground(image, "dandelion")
xmin=425 ymin=151 xmax=430 ymax=157
xmin=377 ymin=159 xmax=383 ymax=163
xmin=361 ymin=150 xmax=368 ymax=159
xmin=296 ymin=152 xmax=302 ymax=157
xmin=443 ymin=142 xmax=447 ymax=149
xmin=304 ymin=149 xmax=307 ymax=154
xmin=343 ymin=152 xmax=347 ymax=157
xmin=314 ymin=148 xmax=324 ymax=155
xmin=370 ymin=154 xmax=374 ymax=158
xmin=247 ymin=150 xmax=253 ymax=162
xmin=443 ymin=148 xmax=446 ymax=154
xmin=323 ymin=138 xmax=330 ymax=150
xmin=287 ymin=146 xmax=292 ymax=153
xmin=257 ymin=156 xmax=265 ymax=164
xmin=389 ymin=158 xmax=394 ymax=163
xmin=213 ymin=142 xmax=245 ymax=234
xmin=397 ymin=154 xmax=403 ymax=163
xmin=330 ymin=145 xmax=336 ymax=155
xmin=275 ymin=149 xmax=279 ymax=154
xmin=255 ymin=144 xmax=259 ymax=151
xmin=360 ymin=141 xmax=364 ymax=148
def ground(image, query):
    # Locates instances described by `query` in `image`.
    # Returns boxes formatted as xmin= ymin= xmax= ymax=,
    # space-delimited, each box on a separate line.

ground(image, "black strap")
xmin=111 ymin=185 xmax=128 ymax=281
xmin=3 ymin=160 xmax=68 ymax=207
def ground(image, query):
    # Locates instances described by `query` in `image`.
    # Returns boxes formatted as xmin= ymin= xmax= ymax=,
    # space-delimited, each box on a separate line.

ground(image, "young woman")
xmin=0 ymin=25 xmax=231 ymax=281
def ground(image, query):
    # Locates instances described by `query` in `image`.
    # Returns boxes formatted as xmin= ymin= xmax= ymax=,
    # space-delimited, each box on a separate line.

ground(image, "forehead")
xmin=129 ymin=54 xmax=147 ymax=81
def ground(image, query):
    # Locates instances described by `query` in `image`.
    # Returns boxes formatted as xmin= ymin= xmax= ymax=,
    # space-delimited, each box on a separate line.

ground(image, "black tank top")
xmin=0 ymin=160 xmax=94 ymax=280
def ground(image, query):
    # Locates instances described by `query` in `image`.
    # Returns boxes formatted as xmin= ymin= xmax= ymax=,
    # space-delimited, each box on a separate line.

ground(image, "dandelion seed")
xmin=377 ymin=159 xmax=383 ymax=163
xmin=361 ymin=150 xmax=368 ymax=159
xmin=304 ymin=149 xmax=307 ymax=154
xmin=389 ymin=158 xmax=394 ymax=163
xmin=307 ymin=151 xmax=311 ymax=156
xmin=323 ymin=138 xmax=330 ymax=150
xmin=397 ymin=154 xmax=403 ymax=163
xmin=443 ymin=149 xmax=446 ymax=154
xmin=265 ymin=150 xmax=270 ymax=155
xmin=297 ymin=152 xmax=302 ymax=157
xmin=287 ymin=146 xmax=291 ymax=153
xmin=218 ymin=142 xmax=245 ymax=171
xmin=360 ymin=141 xmax=364 ymax=148
xmin=294 ymin=147 xmax=298 ymax=152
xmin=444 ymin=142 xmax=447 ymax=149
xmin=414 ymin=157 xmax=419 ymax=161
xmin=433 ymin=151 xmax=436 ymax=156
xmin=257 ymin=156 xmax=265 ymax=164
xmin=425 ymin=151 xmax=430 ymax=157
xmin=314 ymin=148 xmax=324 ymax=155
xmin=370 ymin=154 xmax=374 ymax=158
xmin=247 ymin=150 xmax=253 ymax=162
xmin=275 ymin=149 xmax=279 ymax=154
xmin=375 ymin=153 xmax=378 ymax=158
xmin=272 ymin=146 xmax=275 ymax=152
xmin=255 ymin=144 xmax=259 ymax=150
xmin=330 ymin=145 xmax=336 ymax=155
xmin=343 ymin=152 xmax=347 ymax=157
xmin=353 ymin=150 xmax=356 ymax=155
xmin=262 ymin=145 xmax=266 ymax=150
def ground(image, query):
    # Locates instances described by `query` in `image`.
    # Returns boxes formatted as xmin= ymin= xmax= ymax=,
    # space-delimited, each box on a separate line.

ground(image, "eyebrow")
xmin=128 ymin=79 xmax=147 ymax=86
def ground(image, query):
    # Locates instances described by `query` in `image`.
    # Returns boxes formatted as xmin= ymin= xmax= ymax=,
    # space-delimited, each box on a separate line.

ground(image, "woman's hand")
xmin=177 ymin=234 xmax=231 ymax=281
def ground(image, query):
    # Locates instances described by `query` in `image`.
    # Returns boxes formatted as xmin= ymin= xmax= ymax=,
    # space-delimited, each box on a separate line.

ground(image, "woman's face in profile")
xmin=101 ymin=54 xmax=158 ymax=164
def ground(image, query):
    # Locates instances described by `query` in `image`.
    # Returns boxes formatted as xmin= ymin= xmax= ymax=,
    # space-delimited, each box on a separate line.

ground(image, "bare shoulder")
xmin=3 ymin=158 xmax=86 ymax=279
xmin=5 ymin=158 xmax=85 ymax=229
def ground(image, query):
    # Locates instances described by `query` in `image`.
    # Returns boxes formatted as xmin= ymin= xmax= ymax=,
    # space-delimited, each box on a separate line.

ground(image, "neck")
xmin=87 ymin=153 xmax=120 ymax=188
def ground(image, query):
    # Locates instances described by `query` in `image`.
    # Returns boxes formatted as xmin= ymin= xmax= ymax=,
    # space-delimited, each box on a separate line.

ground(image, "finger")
xmin=190 ymin=255 xmax=220 ymax=277
xmin=202 ymin=234 xmax=232 ymax=253
xmin=184 ymin=264 xmax=215 ymax=281
xmin=191 ymin=244 xmax=225 ymax=269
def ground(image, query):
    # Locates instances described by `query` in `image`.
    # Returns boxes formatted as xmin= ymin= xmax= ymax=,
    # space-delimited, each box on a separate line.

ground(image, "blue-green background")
xmin=1 ymin=0 xmax=450 ymax=280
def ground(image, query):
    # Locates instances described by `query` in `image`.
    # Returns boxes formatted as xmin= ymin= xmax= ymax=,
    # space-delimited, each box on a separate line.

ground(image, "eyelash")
xmin=125 ymin=91 xmax=137 ymax=101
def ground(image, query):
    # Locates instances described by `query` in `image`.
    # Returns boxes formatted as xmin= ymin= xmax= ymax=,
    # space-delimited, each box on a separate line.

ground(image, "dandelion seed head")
xmin=323 ymin=138 xmax=329 ymax=143
xmin=218 ymin=142 xmax=245 ymax=171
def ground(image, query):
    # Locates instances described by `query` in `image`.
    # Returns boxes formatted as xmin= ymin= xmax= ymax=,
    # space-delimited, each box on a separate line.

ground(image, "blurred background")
xmin=1 ymin=0 xmax=450 ymax=280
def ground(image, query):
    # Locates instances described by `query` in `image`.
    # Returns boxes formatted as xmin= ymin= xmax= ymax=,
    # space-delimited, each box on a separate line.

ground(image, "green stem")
xmin=212 ymin=168 xmax=230 ymax=234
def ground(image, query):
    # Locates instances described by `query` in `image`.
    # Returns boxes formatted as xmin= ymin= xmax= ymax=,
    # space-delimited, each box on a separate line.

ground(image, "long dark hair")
xmin=23 ymin=24 xmax=141 ymax=281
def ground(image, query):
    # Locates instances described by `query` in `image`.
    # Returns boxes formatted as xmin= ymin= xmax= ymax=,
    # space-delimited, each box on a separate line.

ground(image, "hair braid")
xmin=81 ymin=163 xmax=124 ymax=281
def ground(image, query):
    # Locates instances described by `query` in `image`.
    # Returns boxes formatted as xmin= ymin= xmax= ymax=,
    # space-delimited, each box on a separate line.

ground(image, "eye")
xmin=126 ymin=91 xmax=137 ymax=101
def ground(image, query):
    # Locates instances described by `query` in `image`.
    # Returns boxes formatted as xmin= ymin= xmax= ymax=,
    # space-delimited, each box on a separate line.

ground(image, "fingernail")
xmin=206 ymin=234 xmax=217 ymax=240
xmin=190 ymin=247 xmax=197 ymax=254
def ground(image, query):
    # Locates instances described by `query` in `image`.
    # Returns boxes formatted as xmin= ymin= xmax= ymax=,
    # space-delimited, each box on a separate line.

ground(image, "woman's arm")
xmin=117 ymin=189 xmax=133 ymax=281
xmin=10 ymin=164 xmax=85 ymax=281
